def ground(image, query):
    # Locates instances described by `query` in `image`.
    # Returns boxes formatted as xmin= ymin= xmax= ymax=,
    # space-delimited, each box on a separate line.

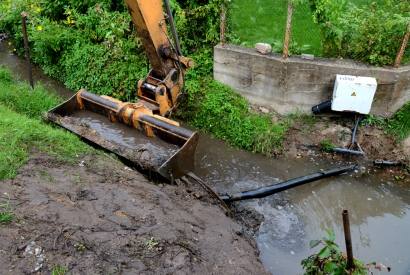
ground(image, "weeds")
xmin=387 ymin=103 xmax=410 ymax=141
xmin=145 ymin=237 xmax=159 ymax=250
xmin=0 ymin=194 xmax=14 ymax=225
xmin=51 ymin=265 xmax=67 ymax=275
xmin=320 ymin=139 xmax=335 ymax=152
xmin=0 ymin=67 xmax=61 ymax=118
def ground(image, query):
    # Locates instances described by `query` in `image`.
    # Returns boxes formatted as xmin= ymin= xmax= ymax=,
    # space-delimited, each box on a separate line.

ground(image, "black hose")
xmin=219 ymin=165 xmax=356 ymax=202
xmin=312 ymin=100 xmax=332 ymax=114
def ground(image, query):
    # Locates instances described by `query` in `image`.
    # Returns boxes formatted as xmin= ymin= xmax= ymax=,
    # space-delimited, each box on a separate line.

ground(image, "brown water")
xmin=194 ymin=136 xmax=410 ymax=275
xmin=2 ymin=41 xmax=409 ymax=274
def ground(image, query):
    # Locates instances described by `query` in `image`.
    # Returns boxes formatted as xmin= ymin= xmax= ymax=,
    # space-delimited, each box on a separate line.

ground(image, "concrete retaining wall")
xmin=214 ymin=44 xmax=410 ymax=117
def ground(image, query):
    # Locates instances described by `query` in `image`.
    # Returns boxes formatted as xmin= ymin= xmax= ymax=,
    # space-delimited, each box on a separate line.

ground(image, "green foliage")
xmin=181 ymin=75 xmax=286 ymax=154
xmin=0 ymin=0 xmax=287 ymax=155
xmin=302 ymin=229 xmax=367 ymax=275
xmin=309 ymin=0 xmax=409 ymax=65
xmin=51 ymin=265 xmax=68 ymax=275
xmin=0 ymin=67 xmax=61 ymax=118
xmin=230 ymin=0 xmax=322 ymax=55
xmin=387 ymin=102 xmax=410 ymax=140
xmin=320 ymin=139 xmax=335 ymax=152
xmin=0 ymin=68 xmax=90 ymax=180
xmin=0 ymin=195 xmax=14 ymax=225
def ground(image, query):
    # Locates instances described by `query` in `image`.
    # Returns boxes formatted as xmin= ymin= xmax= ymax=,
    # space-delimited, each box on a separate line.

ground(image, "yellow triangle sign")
xmin=351 ymin=91 xmax=357 ymax=97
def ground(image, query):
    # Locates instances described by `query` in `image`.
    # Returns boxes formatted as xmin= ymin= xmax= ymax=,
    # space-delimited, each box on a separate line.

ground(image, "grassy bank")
xmin=0 ymin=67 xmax=90 ymax=180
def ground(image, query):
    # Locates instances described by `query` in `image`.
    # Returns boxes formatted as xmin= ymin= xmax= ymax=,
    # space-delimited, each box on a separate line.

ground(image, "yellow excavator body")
xmin=46 ymin=0 xmax=197 ymax=180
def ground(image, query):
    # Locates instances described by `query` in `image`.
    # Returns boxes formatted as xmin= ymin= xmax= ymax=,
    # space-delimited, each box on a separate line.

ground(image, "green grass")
xmin=0 ymin=68 xmax=90 ymax=180
xmin=388 ymin=103 xmax=410 ymax=141
xmin=229 ymin=0 xmax=389 ymax=56
xmin=230 ymin=0 xmax=322 ymax=55
xmin=51 ymin=265 xmax=68 ymax=275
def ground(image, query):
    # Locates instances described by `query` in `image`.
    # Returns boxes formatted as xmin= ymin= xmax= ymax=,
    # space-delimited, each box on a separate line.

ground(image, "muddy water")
xmin=194 ymin=136 xmax=410 ymax=275
xmin=0 ymin=41 xmax=72 ymax=98
xmin=2 ymin=41 xmax=410 ymax=274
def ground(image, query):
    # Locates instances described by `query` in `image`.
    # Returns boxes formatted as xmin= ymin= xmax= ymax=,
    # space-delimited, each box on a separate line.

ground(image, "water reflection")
xmin=195 ymin=135 xmax=410 ymax=275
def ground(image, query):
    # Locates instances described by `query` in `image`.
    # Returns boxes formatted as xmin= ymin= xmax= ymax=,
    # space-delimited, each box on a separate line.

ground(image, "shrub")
xmin=309 ymin=0 xmax=410 ymax=66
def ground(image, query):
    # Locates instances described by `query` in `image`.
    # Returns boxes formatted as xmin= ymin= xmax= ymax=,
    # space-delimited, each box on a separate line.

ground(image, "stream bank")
xmin=1 ymin=41 xmax=410 ymax=274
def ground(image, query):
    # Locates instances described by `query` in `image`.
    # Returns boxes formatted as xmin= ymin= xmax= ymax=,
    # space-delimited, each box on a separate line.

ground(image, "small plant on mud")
xmin=51 ymin=265 xmax=67 ymax=275
xmin=0 ymin=193 xmax=14 ymax=225
xmin=320 ymin=139 xmax=335 ymax=153
xmin=302 ymin=229 xmax=367 ymax=275
xmin=74 ymin=242 xmax=87 ymax=252
xmin=145 ymin=237 xmax=159 ymax=250
xmin=302 ymin=229 xmax=391 ymax=275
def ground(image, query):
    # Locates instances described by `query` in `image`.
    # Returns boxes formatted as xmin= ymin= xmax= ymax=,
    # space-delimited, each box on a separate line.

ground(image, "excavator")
xmin=46 ymin=0 xmax=198 ymax=181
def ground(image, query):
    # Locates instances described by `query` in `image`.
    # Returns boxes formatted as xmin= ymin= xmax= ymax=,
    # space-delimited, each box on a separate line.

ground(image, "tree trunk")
xmin=394 ymin=23 xmax=410 ymax=68
xmin=283 ymin=1 xmax=293 ymax=59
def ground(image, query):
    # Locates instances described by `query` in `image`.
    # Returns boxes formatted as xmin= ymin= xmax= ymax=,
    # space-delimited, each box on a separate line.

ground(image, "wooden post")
xmin=342 ymin=210 xmax=355 ymax=270
xmin=220 ymin=2 xmax=227 ymax=45
xmin=394 ymin=23 xmax=410 ymax=68
xmin=283 ymin=1 xmax=293 ymax=59
xmin=21 ymin=11 xmax=34 ymax=89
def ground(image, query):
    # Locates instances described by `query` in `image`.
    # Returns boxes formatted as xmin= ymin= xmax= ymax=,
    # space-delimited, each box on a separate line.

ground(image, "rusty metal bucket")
xmin=45 ymin=89 xmax=198 ymax=180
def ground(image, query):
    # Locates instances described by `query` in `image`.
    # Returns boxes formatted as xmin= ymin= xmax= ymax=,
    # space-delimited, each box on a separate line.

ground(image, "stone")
xmin=301 ymin=53 xmax=314 ymax=60
xmin=255 ymin=43 xmax=272 ymax=55
xmin=258 ymin=106 xmax=270 ymax=114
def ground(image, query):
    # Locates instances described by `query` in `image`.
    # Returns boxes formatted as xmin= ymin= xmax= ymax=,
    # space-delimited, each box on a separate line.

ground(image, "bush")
xmin=309 ymin=0 xmax=409 ymax=66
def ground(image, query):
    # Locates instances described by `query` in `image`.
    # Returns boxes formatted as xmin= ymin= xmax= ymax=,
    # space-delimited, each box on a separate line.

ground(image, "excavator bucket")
xmin=46 ymin=89 xmax=198 ymax=180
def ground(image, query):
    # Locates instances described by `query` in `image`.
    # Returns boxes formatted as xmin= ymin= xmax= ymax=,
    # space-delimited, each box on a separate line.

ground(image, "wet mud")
xmin=0 ymin=153 xmax=268 ymax=274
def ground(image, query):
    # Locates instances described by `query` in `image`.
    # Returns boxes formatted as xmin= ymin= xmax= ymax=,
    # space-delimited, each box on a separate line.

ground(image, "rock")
xmin=301 ymin=53 xmax=314 ymax=60
xmin=255 ymin=43 xmax=272 ymax=55
xmin=258 ymin=106 xmax=270 ymax=114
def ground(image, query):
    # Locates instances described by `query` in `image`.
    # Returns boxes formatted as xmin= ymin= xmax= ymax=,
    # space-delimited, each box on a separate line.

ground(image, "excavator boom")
xmin=46 ymin=0 xmax=197 ymax=180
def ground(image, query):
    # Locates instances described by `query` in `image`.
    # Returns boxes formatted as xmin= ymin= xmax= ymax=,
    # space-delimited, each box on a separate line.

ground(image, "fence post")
xmin=220 ymin=1 xmax=227 ymax=45
xmin=342 ymin=210 xmax=355 ymax=270
xmin=21 ymin=11 xmax=34 ymax=89
xmin=394 ymin=23 xmax=410 ymax=68
xmin=283 ymin=0 xmax=293 ymax=59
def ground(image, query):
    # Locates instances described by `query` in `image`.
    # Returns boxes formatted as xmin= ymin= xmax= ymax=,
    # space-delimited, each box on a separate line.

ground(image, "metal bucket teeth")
xmin=46 ymin=90 xmax=198 ymax=180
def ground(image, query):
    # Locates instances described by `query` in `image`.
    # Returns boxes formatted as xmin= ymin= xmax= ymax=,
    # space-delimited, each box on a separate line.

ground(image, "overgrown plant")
xmin=0 ymin=194 xmax=14 ymax=225
xmin=309 ymin=0 xmax=409 ymax=66
xmin=302 ymin=229 xmax=367 ymax=275
xmin=302 ymin=230 xmax=391 ymax=275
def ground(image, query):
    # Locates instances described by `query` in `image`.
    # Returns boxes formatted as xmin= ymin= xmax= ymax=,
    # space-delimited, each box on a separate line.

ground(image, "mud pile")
xmin=0 ymin=154 xmax=267 ymax=274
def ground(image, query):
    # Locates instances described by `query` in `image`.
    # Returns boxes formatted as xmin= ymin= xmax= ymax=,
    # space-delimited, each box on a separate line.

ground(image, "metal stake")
xmin=342 ymin=210 xmax=355 ymax=270
xmin=21 ymin=12 xmax=34 ymax=89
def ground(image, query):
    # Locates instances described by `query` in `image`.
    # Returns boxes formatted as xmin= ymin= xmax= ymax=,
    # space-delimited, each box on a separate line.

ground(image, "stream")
xmin=1 ymin=41 xmax=409 ymax=274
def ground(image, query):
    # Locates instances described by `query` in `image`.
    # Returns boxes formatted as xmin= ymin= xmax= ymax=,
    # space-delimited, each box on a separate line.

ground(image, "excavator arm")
xmin=126 ymin=0 xmax=193 ymax=116
xmin=46 ymin=0 xmax=198 ymax=180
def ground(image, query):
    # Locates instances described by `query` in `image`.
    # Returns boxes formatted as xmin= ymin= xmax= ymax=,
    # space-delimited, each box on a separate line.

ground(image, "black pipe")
xmin=219 ymin=165 xmax=356 ymax=202
xmin=312 ymin=100 xmax=332 ymax=114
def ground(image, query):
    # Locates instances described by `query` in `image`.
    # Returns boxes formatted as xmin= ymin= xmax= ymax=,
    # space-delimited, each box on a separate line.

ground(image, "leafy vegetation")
xmin=51 ymin=265 xmax=68 ymax=275
xmin=309 ymin=0 xmax=409 ymax=66
xmin=0 ymin=195 xmax=14 ymax=225
xmin=302 ymin=229 xmax=367 ymax=275
xmin=320 ymin=139 xmax=335 ymax=152
xmin=0 ymin=68 xmax=90 ymax=180
xmin=361 ymin=103 xmax=410 ymax=141
xmin=229 ymin=0 xmax=409 ymax=65
xmin=0 ymin=0 xmax=287 ymax=155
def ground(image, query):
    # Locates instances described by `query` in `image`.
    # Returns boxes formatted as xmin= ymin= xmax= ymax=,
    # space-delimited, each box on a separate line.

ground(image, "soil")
xmin=0 ymin=153 xmax=268 ymax=275
xmin=282 ymin=115 xmax=409 ymax=165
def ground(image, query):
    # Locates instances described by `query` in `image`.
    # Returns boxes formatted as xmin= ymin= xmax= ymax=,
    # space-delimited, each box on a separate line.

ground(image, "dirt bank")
xmin=0 ymin=153 xmax=268 ymax=275
xmin=282 ymin=115 xmax=409 ymax=165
